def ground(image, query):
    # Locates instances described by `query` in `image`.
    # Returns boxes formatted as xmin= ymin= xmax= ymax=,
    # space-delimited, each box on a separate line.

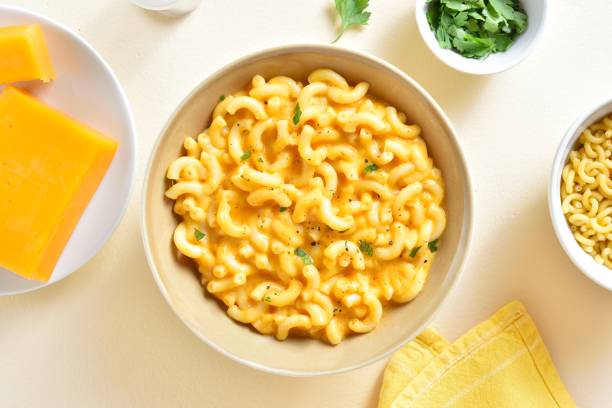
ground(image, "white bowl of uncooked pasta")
xmin=142 ymin=44 xmax=473 ymax=376
xmin=549 ymin=98 xmax=612 ymax=291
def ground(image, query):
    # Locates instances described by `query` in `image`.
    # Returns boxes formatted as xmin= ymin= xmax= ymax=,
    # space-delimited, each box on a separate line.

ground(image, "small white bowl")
xmin=0 ymin=5 xmax=137 ymax=295
xmin=549 ymin=98 xmax=612 ymax=291
xmin=415 ymin=0 xmax=548 ymax=75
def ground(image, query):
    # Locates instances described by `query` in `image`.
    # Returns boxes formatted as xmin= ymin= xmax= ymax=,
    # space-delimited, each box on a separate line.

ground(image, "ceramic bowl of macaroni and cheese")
xmin=549 ymin=98 xmax=612 ymax=291
xmin=142 ymin=45 xmax=473 ymax=376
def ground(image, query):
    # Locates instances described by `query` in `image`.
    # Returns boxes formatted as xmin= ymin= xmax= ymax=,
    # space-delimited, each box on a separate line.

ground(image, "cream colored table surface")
xmin=2 ymin=1 xmax=612 ymax=407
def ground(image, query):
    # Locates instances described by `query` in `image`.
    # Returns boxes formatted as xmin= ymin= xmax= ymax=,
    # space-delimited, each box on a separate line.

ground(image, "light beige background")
xmin=1 ymin=0 xmax=611 ymax=407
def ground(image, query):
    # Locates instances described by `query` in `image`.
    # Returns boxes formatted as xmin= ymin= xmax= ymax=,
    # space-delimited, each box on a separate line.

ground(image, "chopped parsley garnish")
xmin=425 ymin=0 xmax=527 ymax=59
xmin=294 ymin=248 xmax=313 ymax=265
xmin=364 ymin=163 xmax=379 ymax=173
xmin=264 ymin=296 xmax=272 ymax=302
xmin=409 ymin=245 xmax=421 ymax=258
xmin=194 ymin=228 xmax=206 ymax=241
xmin=333 ymin=0 xmax=372 ymax=43
xmin=358 ymin=240 xmax=373 ymax=257
xmin=279 ymin=206 xmax=288 ymax=213
xmin=240 ymin=149 xmax=251 ymax=161
xmin=292 ymin=103 xmax=302 ymax=125
xmin=428 ymin=239 xmax=439 ymax=253
xmin=257 ymin=157 xmax=264 ymax=163
xmin=219 ymin=95 xmax=225 ymax=102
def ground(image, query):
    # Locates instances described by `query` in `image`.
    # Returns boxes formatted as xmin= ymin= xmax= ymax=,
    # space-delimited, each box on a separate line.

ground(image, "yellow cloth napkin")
xmin=378 ymin=301 xmax=576 ymax=408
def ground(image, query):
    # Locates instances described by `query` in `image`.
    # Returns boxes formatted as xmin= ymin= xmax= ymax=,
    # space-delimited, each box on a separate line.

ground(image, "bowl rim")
xmin=0 ymin=4 xmax=138 ymax=296
xmin=548 ymin=97 xmax=612 ymax=291
xmin=141 ymin=43 xmax=474 ymax=376
xmin=414 ymin=0 xmax=549 ymax=75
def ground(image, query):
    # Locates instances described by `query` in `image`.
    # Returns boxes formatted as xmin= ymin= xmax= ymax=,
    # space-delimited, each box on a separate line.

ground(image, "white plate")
xmin=0 ymin=5 xmax=137 ymax=295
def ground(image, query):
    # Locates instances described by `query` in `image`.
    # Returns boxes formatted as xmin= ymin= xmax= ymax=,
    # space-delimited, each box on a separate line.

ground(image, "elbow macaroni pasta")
xmin=165 ymin=69 xmax=446 ymax=345
xmin=561 ymin=114 xmax=612 ymax=268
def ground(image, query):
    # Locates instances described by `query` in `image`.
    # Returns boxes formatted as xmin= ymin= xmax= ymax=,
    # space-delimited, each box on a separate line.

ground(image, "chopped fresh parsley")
xmin=294 ymin=248 xmax=313 ymax=265
xmin=428 ymin=239 xmax=439 ymax=253
xmin=240 ymin=149 xmax=251 ymax=162
xmin=333 ymin=0 xmax=372 ymax=43
xmin=264 ymin=296 xmax=272 ymax=302
xmin=364 ymin=163 xmax=379 ymax=174
xmin=426 ymin=0 xmax=527 ymax=59
xmin=257 ymin=157 xmax=264 ymax=163
xmin=219 ymin=95 xmax=225 ymax=102
xmin=358 ymin=240 xmax=373 ymax=257
xmin=279 ymin=206 xmax=288 ymax=213
xmin=409 ymin=246 xmax=421 ymax=258
xmin=194 ymin=228 xmax=206 ymax=241
xmin=292 ymin=103 xmax=302 ymax=125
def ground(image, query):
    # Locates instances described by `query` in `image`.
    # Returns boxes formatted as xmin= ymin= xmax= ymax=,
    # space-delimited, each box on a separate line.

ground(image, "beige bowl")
xmin=142 ymin=45 xmax=473 ymax=376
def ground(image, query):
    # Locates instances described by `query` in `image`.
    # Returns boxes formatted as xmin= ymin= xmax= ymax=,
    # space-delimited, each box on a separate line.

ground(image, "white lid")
xmin=131 ymin=0 xmax=182 ymax=9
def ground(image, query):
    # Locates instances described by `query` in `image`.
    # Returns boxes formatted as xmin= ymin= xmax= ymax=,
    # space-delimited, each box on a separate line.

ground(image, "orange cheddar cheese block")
xmin=0 ymin=86 xmax=118 ymax=281
xmin=0 ymin=24 xmax=55 ymax=84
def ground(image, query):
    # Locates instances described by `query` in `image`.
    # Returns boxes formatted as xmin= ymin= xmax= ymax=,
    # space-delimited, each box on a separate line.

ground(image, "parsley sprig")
xmin=364 ymin=163 xmax=379 ymax=174
xmin=194 ymin=228 xmax=206 ymax=241
xmin=428 ymin=239 xmax=440 ymax=253
xmin=333 ymin=0 xmax=372 ymax=43
xmin=292 ymin=103 xmax=302 ymax=125
xmin=240 ymin=148 xmax=251 ymax=162
xmin=358 ymin=240 xmax=373 ymax=257
xmin=294 ymin=248 xmax=313 ymax=265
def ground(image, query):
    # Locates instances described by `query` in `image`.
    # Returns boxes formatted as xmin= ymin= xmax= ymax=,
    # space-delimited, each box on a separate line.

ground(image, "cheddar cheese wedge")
xmin=0 ymin=86 xmax=118 ymax=281
xmin=0 ymin=24 xmax=55 ymax=84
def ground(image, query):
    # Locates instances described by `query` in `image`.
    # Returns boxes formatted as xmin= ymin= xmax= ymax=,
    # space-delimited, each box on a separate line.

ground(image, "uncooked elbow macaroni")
xmin=561 ymin=114 xmax=612 ymax=268
xmin=165 ymin=69 xmax=446 ymax=345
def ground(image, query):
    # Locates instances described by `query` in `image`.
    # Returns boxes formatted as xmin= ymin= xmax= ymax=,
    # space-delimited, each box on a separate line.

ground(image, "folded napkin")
xmin=379 ymin=301 xmax=576 ymax=408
